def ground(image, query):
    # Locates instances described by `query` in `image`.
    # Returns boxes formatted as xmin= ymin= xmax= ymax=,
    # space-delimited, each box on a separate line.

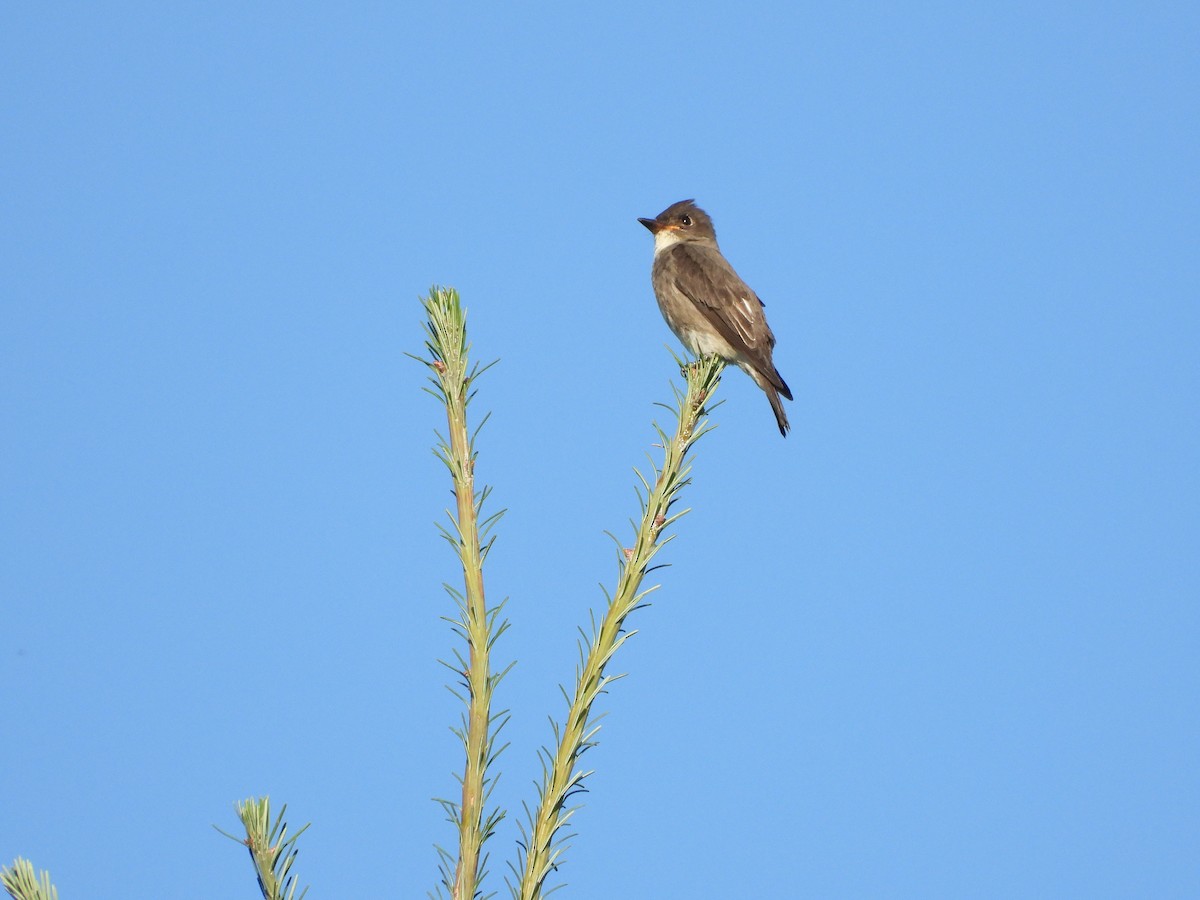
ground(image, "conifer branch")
xmin=414 ymin=287 xmax=510 ymax=900
xmin=513 ymin=355 xmax=725 ymax=899
xmin=214 ymin=796 xmax=310 ymax=900
xmin=1 ymin=858 xmax=58 ymax=900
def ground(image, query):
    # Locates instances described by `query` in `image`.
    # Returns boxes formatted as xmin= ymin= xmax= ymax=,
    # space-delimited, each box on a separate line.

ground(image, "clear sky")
xmin=3 ymin=4 xmax=1197 ymax=898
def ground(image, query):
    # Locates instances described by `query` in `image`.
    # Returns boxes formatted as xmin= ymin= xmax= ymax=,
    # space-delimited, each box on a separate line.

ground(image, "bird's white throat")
xmin=652 ymin=228 xmax=686 ymax=254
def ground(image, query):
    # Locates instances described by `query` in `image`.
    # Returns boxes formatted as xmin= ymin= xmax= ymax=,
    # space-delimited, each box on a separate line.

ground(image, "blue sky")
xmin=3 ymin=3 xmax=1197 ymax=897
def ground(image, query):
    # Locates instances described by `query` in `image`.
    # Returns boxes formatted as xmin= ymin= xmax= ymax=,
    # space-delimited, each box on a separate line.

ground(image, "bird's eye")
xmin=681 ymin=215 xmax=692 ymax=226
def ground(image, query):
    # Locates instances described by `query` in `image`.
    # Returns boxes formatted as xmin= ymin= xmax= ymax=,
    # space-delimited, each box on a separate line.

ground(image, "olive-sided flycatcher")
xmin=638 ymin=199 xmax=793 ymax=436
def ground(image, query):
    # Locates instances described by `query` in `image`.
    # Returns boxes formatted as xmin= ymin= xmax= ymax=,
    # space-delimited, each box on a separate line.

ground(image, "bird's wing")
xmin=666 ymin=243 xmax=783 ymax=378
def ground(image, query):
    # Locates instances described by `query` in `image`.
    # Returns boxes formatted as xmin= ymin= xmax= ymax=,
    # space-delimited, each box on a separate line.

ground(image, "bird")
xmin=638 ymin=199 xmax=793 ymax=436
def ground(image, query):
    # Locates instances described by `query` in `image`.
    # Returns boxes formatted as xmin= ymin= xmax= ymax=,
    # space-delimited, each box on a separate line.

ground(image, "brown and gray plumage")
xmin=638 ymin=199 xmax=793 ymax=436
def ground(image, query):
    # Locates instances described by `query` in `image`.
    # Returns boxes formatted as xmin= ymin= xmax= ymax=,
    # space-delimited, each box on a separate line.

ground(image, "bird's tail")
xmin=766 ymin=385 xmax=790 ymax=437
xmin=747 ymin=364 xmax=792 ymax=437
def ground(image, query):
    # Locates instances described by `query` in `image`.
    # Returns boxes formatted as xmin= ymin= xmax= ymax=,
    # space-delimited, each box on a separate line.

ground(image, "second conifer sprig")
xmin=513 ymin=354 xmax=725 ymax=900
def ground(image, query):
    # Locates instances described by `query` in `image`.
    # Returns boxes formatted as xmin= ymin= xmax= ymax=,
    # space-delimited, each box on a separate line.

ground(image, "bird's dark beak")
xmin=638 ymin=217 xmax=661 ymax=234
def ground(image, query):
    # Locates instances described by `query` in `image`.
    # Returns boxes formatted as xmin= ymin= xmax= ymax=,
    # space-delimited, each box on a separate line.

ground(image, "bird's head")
xmin=638 ymin=199 xmax=717 ymax=246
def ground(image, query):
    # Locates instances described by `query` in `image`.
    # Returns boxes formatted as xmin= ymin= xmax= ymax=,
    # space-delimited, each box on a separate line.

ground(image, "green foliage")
xmin=414 ymin=288 xmax=725 ymax=899
xmin=1 ymin=288 xmax=725 ymax=900
xmin=511 ymin=354 xmax=724 ymax=899
xmin=215 ymin=796 xmax=311 ymax=900
xmin=1 ymin=859 xmax=58 ymax=900
xmin=413 ymin=287 xmax=511 ymax=900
